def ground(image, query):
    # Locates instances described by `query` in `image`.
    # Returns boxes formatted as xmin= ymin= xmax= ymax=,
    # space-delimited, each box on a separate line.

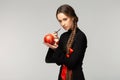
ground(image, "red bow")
xmin=66 ymin=48 xmax=74 ymax=58
xmin=61 ymin=65 xmax=67 ymax=80
xmin=61 ymin=48 xmax=74 ymax=80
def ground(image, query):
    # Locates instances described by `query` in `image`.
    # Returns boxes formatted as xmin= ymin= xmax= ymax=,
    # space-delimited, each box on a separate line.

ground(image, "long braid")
xmin=66 ymin=21 xmax=77 ymax=53
xmin=56 ymin=4 xmax=78 ymax=80
xmin=66 ymin=21 xmax=77 ymax=80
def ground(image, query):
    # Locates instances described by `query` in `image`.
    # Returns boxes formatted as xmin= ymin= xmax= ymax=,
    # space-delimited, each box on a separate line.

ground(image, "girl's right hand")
xmin=44 ymin=42 xmax=58 ymax=50
xmin=44 ymin=32 xmax=59 ymax=50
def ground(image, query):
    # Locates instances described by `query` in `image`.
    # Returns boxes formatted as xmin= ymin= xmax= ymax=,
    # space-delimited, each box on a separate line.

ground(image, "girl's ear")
xmin=72 ymin=17 xmax=76 ymax=23
xmin=72 ymin=17 xmax=74 ymax=21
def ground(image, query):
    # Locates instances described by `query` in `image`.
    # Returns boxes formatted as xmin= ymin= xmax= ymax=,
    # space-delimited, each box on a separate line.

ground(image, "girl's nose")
xmin=61 ymin=22 xmax=65 ymax=27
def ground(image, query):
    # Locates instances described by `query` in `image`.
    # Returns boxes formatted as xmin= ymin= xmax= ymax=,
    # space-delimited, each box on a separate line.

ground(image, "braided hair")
xmin=56 ymin=4 xmax=78 ymax=53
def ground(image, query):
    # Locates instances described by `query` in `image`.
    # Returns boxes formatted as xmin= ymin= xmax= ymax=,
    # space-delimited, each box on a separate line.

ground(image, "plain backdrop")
xmin=0 ymin=0 xmax=120 ymax=80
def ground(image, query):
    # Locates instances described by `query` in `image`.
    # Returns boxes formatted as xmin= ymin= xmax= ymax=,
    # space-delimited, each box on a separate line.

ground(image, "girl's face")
xmin=57 ymin=13 xmax=73 ymax=30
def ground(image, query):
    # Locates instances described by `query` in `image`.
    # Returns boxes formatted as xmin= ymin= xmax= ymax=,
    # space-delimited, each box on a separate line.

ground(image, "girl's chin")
xmin=64 ymin=29 xmax=69 ymax=31
xmin=63 ymin=28 xmax=67 ymax=30
xmin=63 ymin=28 xmax=69 ymax=31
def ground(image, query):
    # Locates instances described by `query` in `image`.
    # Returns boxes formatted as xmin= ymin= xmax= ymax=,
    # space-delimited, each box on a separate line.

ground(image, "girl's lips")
xmin=63 ymin=26 xmax=68 ymax=30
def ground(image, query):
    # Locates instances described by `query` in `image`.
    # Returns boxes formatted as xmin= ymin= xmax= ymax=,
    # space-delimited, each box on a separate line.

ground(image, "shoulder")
xmin=76 ymin=28 xmax=87 ymax=39
xmin=75 ymin=28 xmax=87 ymax=45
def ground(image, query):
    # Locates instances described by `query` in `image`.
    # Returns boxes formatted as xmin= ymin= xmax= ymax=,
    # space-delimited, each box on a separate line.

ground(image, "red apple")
xmin=44 ymin=33 xmax=55 ymax=45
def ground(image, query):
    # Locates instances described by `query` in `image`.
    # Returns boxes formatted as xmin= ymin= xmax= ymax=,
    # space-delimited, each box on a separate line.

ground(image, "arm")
xmin=45 ymin=48 xmax=55 ymax=63
xmin=55 ymin=32 xmax=87 ymax=69
xmin=45 ymin=34 xmax=65 ymax=64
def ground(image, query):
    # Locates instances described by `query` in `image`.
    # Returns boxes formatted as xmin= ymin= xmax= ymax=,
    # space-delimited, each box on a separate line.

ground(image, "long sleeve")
xmin=45 ymin=28 xmax=87 ymax=69
xmin=54 ymin=29 xmax=87 ymax=69
xmin=45 ymin=48 xmax=55 ymax=63
xmin=45 ymin=28 xmax=87 ymax=80
xmin=45 ymin=33 xmax=65 ymax=64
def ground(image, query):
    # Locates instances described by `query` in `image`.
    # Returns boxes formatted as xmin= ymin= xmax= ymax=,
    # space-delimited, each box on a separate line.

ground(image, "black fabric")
xmin=45 ymin=28 xmax=87 ymax=80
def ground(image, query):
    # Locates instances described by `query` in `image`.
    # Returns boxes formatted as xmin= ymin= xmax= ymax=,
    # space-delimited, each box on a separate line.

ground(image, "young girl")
xmin=44 ymin=4 xmax=87 ymax=80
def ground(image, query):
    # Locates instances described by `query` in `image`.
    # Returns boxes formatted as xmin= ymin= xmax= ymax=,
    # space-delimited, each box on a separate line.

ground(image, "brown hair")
xmin=56 ymin=4 xmax=78 ymax=53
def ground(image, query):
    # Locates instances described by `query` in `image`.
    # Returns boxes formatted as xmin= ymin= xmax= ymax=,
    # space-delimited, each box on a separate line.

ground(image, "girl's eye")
xmin=58 ymin=20 xmax=62 ymax=23
xmin=63 ymin=18 xmax=67 ymax=21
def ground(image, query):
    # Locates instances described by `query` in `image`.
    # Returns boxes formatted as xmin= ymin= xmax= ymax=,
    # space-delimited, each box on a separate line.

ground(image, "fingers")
xmin=52 ymin=32 xmax=58 ymax=39
xmin=44 ymin=42 xmax=58 ymax=50
xmin=52 ymin=32 xmax=59 ymax=45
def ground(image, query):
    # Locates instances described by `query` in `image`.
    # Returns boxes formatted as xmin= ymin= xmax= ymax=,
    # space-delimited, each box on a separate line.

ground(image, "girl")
xmin=44 ymin=4 xmax=87 ymax=80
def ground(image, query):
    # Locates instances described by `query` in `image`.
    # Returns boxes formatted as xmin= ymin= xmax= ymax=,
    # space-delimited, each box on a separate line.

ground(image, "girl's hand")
xmin=44 ymin=32 xmax=59 ymax=50
xmin=52 ymin=32 xmax=59 ymax=45
xmin=44 ymin=42 xmax=58 ymax=50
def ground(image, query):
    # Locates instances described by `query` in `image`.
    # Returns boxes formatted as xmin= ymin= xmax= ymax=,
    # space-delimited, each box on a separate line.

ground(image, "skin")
xmin=44 ymin=12 xmax=74 ymax=49
xmin=57 ymin=13 xmax=74 ymax=31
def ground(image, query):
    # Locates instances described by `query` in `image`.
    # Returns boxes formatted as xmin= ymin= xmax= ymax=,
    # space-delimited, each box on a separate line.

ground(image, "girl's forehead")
xmin=57 ymin=13 xmax=70 ymax=18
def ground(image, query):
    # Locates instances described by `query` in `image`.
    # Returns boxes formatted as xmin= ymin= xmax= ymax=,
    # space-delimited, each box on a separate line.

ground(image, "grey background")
xmin=0 ymin=0 xmax=120 ymax=80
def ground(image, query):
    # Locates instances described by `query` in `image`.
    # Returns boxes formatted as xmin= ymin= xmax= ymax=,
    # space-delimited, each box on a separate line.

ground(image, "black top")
xmin=45 ymin=28 xmax=87 ymax=80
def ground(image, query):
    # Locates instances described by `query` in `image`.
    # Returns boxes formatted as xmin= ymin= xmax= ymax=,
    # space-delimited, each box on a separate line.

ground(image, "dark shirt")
xmin=45 ymin=28 xmax=87 ymax=80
